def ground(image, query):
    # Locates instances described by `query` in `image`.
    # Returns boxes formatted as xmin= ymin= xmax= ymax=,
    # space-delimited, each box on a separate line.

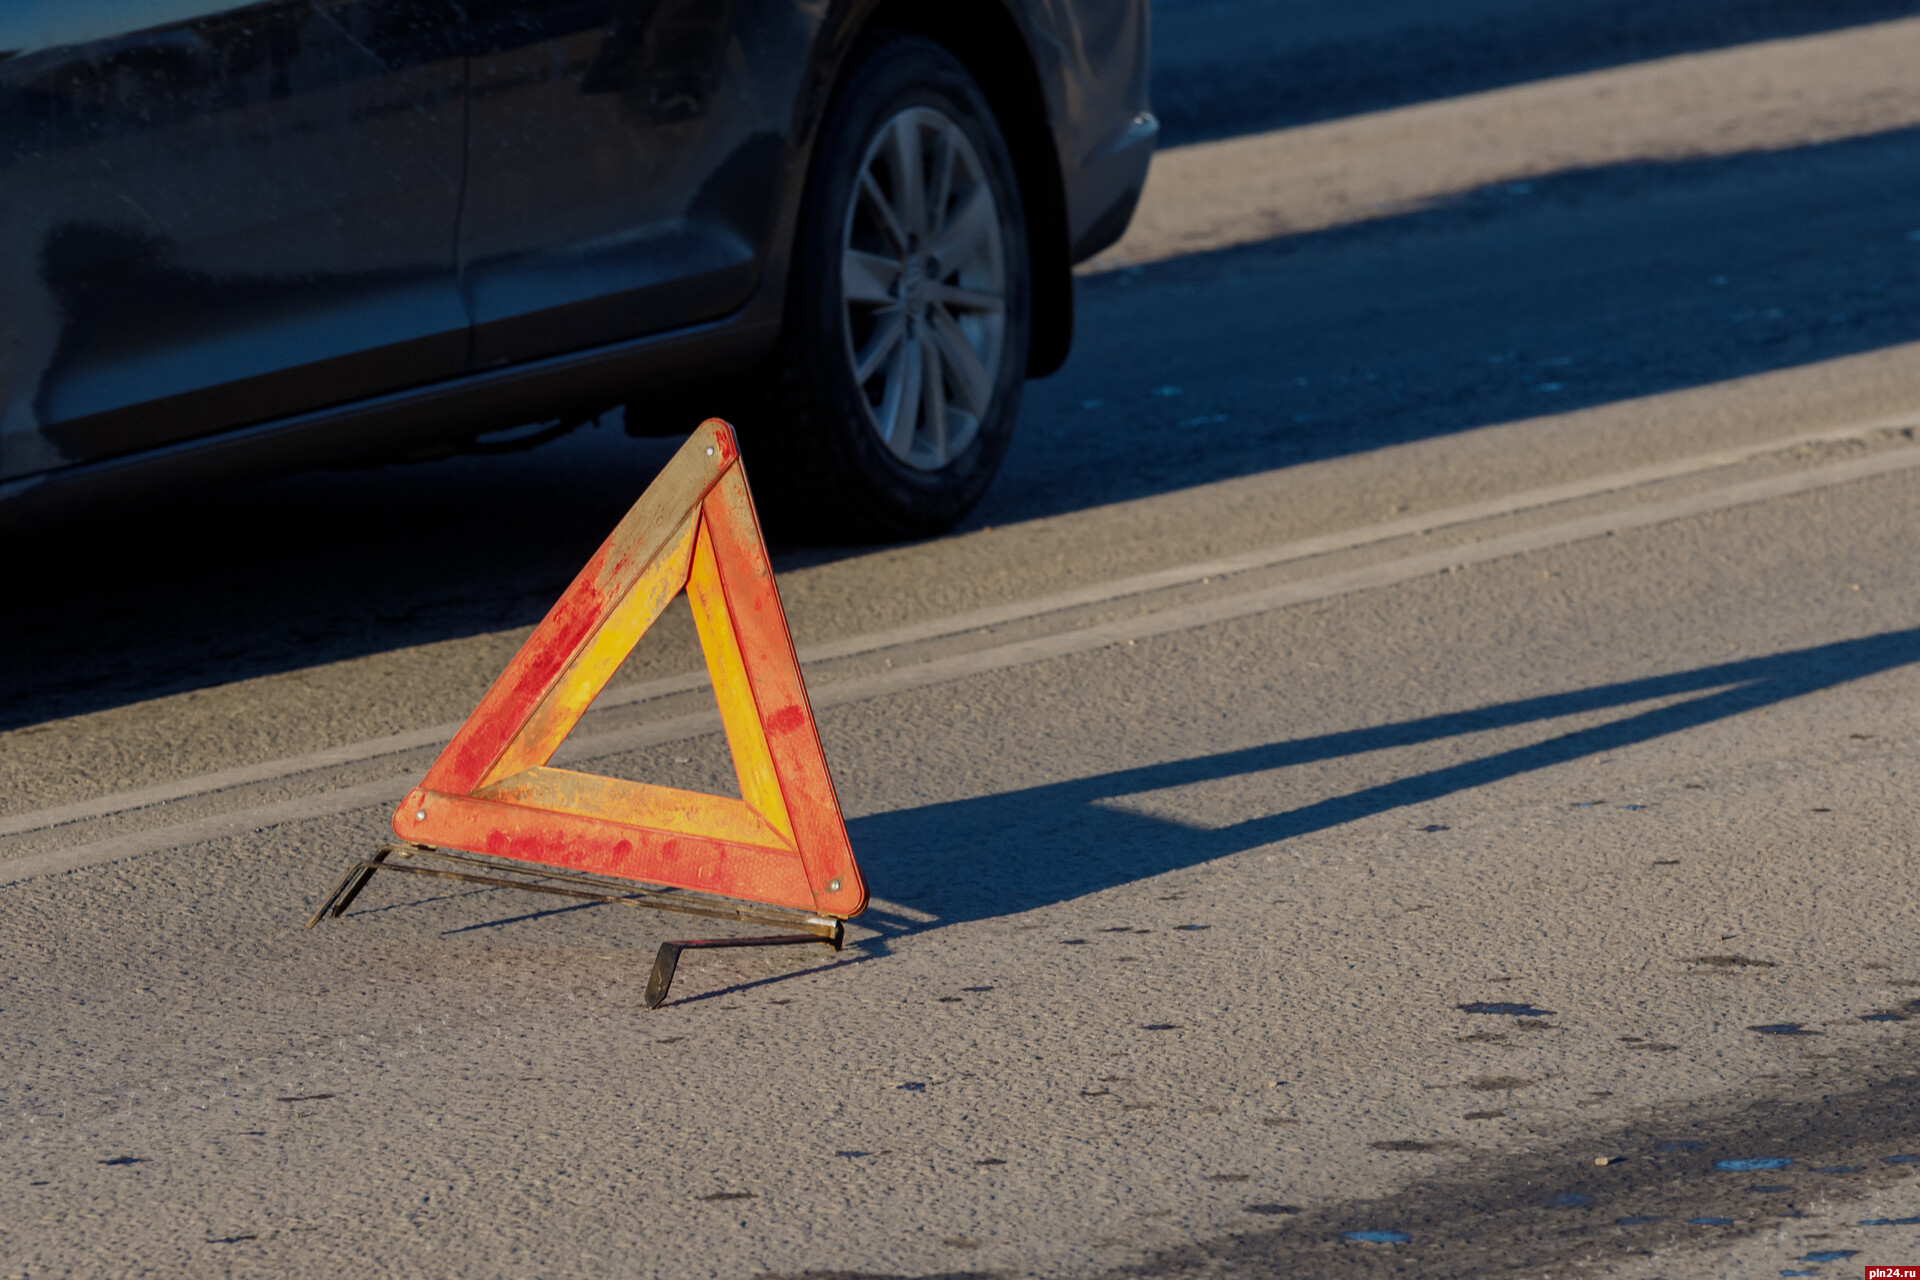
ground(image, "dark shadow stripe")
xmin=1155 ymin=0 xmax=1920 ymax=146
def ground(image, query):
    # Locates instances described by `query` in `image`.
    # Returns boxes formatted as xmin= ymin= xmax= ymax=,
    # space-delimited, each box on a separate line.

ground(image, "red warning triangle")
xmin=393 ymin=420 xmax=866 ymax=919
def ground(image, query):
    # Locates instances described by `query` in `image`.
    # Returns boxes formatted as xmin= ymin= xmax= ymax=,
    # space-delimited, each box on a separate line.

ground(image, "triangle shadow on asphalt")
xmin=847 ymin=627 xmax=1920 ymax=931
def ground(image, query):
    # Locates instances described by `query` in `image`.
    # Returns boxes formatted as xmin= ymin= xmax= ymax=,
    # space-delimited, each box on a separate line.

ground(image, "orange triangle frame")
xmin=393 ymin=420 xmax=866 ymax=919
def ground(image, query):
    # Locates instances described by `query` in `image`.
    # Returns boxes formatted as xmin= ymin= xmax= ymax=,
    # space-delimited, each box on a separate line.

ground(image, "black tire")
xmin=748 ymin=32 xmax=1031 ymax=542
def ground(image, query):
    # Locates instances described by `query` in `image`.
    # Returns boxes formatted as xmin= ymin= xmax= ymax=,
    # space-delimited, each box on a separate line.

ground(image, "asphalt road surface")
xmin=8 ymin=3 xmax=1920 ymax=1277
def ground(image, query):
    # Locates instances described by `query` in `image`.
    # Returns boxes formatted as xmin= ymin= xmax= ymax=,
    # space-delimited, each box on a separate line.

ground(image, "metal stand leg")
xmin=644 ymin=927 xmax=845 ymax=1009
xmin=308 ymin=844 xmax=848 ymax=1008
xmin=305 ymin=846 xmax=393 ymax=929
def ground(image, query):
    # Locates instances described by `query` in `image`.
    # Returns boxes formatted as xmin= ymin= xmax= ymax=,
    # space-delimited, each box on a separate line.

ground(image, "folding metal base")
xmin=308 ymin=843 xmax=844 ymax=1008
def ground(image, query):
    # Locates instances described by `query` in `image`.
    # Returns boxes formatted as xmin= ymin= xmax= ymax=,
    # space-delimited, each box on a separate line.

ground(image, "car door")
xmin=456 ymin=0 xmax=809 ymax=370
xmin=0 ymin=0 xmax=468 ymax=479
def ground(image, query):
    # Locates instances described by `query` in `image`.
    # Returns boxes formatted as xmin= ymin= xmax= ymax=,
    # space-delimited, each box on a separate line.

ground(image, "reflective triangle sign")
xmin=393 ymin=420 xmax=866 ymax=919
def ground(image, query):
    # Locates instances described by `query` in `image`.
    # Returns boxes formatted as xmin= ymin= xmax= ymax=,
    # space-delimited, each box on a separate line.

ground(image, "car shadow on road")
xmin=6 ymin=123 xmax=1918 ymax=730
xmin=983 ymin=123 xmax=1920 ymax=528
xmin=847 ymin=627 xmax=1920 ymax=930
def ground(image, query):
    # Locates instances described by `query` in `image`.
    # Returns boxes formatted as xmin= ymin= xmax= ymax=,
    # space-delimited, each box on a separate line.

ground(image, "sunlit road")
xmin=7 ymin=3 xmax=1920 ymax=1277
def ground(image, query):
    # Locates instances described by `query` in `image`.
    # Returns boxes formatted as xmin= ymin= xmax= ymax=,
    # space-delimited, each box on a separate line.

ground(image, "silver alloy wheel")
xmin=841 ymin=106 xmax=1007 ymax=471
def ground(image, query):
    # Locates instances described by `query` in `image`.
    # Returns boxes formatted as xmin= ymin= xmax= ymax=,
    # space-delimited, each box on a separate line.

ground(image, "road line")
xmin=0 ymin=779 xmax=404 ymax=887
xmin=0 ymin=724 xmax=455 ymax=840
xmin=3 ymin=413 xmax=1908 ymax=843
xmin=781 ymin=415 xmax=1917 ymax=664
xmin=8 ymin=437 xmax=1917 ymax=885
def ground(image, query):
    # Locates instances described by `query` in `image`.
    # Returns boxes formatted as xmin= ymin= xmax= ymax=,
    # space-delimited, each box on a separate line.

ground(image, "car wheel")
xmin=751 ymin=33 xmax=1031 ymax=541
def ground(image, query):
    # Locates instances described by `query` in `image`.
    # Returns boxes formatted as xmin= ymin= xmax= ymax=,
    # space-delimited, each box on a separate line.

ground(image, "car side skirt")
xmin=0 ymin=317 xmax=780 ymax=532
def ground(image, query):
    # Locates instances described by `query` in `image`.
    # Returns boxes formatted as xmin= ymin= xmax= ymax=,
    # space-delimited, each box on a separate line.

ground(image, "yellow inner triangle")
xmin=467 ymin=510 xmax=797 ymax=852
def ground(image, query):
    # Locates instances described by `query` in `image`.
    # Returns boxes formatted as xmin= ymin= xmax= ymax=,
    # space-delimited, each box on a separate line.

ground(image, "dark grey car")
xmin=0 ymin=0 xmax=1153 ymax=537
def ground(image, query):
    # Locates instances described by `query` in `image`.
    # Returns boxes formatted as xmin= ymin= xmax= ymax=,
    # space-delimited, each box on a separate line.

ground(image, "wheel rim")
xmin=841 ymin=106 xmax=1006 ymax=472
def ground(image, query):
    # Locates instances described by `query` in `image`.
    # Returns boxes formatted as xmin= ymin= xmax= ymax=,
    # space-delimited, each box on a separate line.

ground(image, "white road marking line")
xmin=0 ymin=779 xmax=405 ymax=887
xmin=786 ymin=415 xmax=1917 ymax=663
xmin=7 ymin=436 xmax=1917 ymax=885
xmin=0 ymin=724 xmax=456 ymax=840
xmin=3 ymin=413 xmax=1907 ymax=844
